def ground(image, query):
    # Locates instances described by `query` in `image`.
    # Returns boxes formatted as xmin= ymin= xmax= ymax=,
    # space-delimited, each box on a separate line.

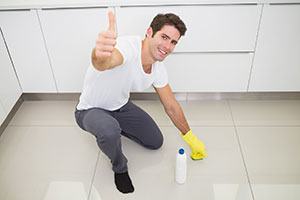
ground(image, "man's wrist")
xmin=182 ymin=130 xmax=194 ymax=144
xmin=182 ymin=129 xmax=192 ymax=136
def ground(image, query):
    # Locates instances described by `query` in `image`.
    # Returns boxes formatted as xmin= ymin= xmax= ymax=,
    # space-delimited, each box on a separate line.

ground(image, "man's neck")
xmin=141 ymin=39 xmax=155 ymax=74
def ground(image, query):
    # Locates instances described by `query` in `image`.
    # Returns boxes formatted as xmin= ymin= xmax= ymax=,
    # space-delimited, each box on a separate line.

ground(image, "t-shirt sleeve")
xmin=115 ymin=36 xmax=135 ymax=64
xmin=152 ymin=62 xmax=169 ymax=88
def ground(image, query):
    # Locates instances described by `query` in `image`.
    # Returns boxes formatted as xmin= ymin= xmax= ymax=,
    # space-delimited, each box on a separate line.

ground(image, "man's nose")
xmin=163 ymin=41 xmax=172 ymax=51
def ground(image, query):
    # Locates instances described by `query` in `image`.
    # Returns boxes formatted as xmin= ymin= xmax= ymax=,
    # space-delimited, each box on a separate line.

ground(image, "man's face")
xmin=147 ymin=25 xmax=181 ymax=62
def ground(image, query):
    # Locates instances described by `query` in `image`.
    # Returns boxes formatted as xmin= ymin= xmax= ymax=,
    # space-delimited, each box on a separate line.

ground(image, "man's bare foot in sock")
xmin=114 ymin=171 xmax=134 ymax=193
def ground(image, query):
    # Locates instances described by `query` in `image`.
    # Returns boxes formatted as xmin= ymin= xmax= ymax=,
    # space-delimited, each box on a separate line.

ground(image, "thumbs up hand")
xmin=95 ymin=10 xmax=117 ymax=58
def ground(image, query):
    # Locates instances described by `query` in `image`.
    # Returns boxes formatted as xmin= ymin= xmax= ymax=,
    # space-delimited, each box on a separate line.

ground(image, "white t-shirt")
xmin=76 ymin=36 xmax=168 ymax=111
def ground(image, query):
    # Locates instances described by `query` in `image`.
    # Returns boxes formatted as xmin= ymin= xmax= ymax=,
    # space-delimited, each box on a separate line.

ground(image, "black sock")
xmin=114 ymin=171 xmax=134 ymax=193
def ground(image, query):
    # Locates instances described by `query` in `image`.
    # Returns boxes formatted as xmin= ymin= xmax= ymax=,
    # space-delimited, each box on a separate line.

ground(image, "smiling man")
xmin=75 ymin=12 xmax=207 ymax=194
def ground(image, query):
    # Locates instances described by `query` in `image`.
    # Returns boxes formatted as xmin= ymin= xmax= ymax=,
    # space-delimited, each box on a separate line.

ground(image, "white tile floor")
xmin=0 ymin=100 xmax=300 ymax=200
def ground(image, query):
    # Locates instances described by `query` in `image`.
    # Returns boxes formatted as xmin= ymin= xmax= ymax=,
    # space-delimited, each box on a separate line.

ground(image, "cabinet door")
xmin=249 ymin=4 xmax=300 ymax=91
xmin=0 ymin=30 xmax=21 ymax=116
xmin=117 ymin=5 xmax=261 ymax=52
xmin=118 ymin=0 xmax=259 ymax=5
xmin=164 ymin=53 xmax=253 ymax=92
xmin=0 ymin=10 xmax=57 ymax=93
xmin=38 ymin=8 xmax=109 ymax=92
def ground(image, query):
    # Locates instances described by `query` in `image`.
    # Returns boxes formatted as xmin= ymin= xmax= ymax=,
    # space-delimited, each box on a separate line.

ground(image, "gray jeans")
xmin=75 ymin=101 xmax=163 ymax=173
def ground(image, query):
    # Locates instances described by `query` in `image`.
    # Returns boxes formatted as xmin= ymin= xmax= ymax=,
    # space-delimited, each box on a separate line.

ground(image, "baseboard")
xmin=21 ymin=93 xmax=81 ymax=101
xmin=0 ymin=97 xmax=23 ymax=137
xmin=186 ymin=92 xmax=300 ymax=100
xmin=21 ymin=92 xmax=300 ymax=101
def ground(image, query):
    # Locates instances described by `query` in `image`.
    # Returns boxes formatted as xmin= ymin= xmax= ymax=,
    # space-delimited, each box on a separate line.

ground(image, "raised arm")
xmin=92 ymin=10 xmax=123 ymax=71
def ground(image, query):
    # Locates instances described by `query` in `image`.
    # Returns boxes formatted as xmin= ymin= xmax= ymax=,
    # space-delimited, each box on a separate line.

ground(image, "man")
xmin=75 ymin=11 xmax=207 ymax=194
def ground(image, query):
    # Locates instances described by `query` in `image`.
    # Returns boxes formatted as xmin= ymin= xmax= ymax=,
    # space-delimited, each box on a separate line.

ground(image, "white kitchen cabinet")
xmin=118 ymin=0 xmax=260 ymax=5
xmin=262 ymin=0 xmax=300 ymax=3
xmin=117 ymin=5 xmax=261 ymax=52
xmin=0 ymin=29 xmax=21 ymax=119
xmin=164 ymin=53 xmax=253 ymax=92
xmin=249 ymin=4 xmax=300 ymax=91
xmin=0 ymin=10 xmax=57 ymax=93
xmin=38 ymin=7 xmax=109 ymax=92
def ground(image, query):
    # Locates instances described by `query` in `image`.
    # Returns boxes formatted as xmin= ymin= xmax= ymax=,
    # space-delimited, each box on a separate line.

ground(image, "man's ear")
xmin=146 ymin=27 xmax=153 ymax=37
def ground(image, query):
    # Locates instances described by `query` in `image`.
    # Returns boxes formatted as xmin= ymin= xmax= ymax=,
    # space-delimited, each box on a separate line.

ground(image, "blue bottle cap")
xmin=179 ymin=148 xmax=184 ymax=155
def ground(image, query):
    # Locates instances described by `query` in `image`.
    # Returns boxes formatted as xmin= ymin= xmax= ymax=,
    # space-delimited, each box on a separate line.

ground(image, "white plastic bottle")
xmin=175 ymin=148 xmax=187 ymax=184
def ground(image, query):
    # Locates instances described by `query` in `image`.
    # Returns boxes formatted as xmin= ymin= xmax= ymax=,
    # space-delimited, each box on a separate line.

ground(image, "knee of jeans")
xmin=150 ymin=133 xmax=163 ymax=150
xmin=98 ymin=131 xmax=121 ymax=145
xmin=95 ymin=122 xmax=121 ymax=141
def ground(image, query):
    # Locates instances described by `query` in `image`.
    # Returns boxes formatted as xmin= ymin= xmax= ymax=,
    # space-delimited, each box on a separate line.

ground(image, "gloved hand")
xmin=182 ymin=130 xmax=207 ymax=160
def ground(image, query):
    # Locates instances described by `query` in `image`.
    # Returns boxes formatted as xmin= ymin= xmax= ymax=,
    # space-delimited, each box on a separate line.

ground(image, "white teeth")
xmin=159 ymin=49 xmax=167 ymax=55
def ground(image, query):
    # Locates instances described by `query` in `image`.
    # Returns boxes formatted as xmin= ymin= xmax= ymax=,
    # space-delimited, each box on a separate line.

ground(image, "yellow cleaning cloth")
xmin=182 ymin=130 xmax=207 ymax=160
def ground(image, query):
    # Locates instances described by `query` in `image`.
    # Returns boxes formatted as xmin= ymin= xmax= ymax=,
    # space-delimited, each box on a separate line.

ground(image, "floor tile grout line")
xmin=8 ymin=124 xmax=300 ymax=128
xmin=87 ymin=150 xmax=101 ymax=200
xmin=187 ymin=124 xmax=300 ymax=127
xmin=159 ymin=124 xmax=235 ymax=127
xmin=8 ymin=124 xmax=79 ymax=127
xmin=8 ymin=124 xmax=235 ymax=128
xmin=235 ymin=125 xmax=300 ymax=128
xmin=226 ymin=100 xmax=256 ymax=200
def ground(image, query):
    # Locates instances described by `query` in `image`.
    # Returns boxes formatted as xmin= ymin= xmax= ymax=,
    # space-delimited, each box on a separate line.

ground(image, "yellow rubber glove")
xmin=182 ymin=130 xmax=207 ymax=160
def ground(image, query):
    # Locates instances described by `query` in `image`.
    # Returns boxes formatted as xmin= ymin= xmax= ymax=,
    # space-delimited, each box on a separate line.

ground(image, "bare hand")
xmin=95 ymin=10 xmax=117 ymax=58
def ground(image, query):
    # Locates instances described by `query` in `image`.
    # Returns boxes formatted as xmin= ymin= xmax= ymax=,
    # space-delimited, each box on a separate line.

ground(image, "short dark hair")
xmin=149 ymin=13 xmax=187 ymax=37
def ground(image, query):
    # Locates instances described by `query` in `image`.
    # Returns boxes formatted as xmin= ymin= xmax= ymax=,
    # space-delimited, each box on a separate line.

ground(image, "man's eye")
xmin=162 ymin=35 xmax=167 ymax=40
